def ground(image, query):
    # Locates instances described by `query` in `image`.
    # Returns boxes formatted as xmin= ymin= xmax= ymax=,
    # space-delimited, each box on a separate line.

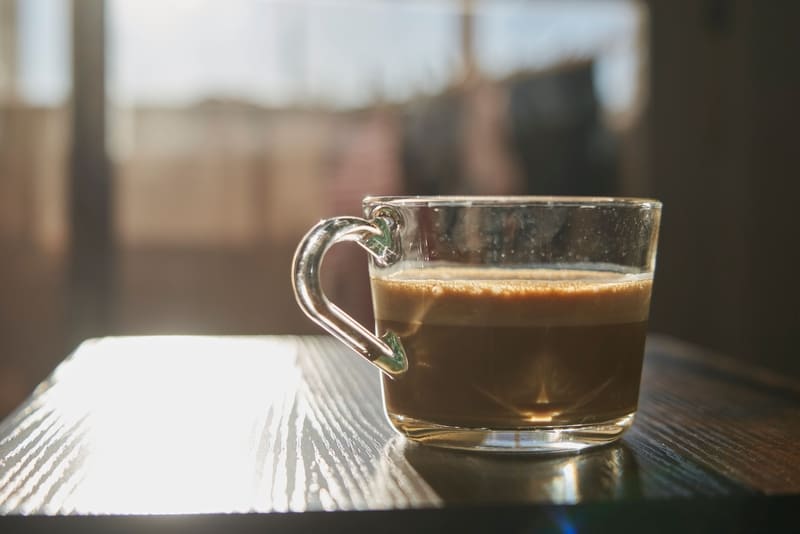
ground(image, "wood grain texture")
xmin=636 ymin=337 xmax=800 ymax=494
xmin=0 ymin=334 xmax=797 ymax=516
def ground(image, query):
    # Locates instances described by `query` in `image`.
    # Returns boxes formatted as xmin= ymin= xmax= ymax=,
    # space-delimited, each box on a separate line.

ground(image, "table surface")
xmin=0 ymin=334 xmax=798 ymax=530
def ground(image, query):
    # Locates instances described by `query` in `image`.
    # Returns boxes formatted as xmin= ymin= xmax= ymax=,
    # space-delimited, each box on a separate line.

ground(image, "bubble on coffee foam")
xmin=425 ymin=277 xmax=596 ymax=297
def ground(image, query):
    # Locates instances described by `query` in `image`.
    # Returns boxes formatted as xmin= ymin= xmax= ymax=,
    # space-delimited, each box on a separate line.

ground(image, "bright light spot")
xmin=525 ymin=413 xmax=555 ymax=423
xmin=546 ymin=459 xmax=579 ymax=503
xmin=46 ymin=336 xmax=301 ymax=514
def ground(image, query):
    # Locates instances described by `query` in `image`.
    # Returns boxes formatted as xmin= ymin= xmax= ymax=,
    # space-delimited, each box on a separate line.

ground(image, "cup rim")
xmin=364 ymin=195 xmax=662 ymax=209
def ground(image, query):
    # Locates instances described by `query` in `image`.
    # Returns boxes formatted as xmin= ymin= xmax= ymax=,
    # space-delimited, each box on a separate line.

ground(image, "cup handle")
xmin=292 ymin=216 xmax=408 ymax=377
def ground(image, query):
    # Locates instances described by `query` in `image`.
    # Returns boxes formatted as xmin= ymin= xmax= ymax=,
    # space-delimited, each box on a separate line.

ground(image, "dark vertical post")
xmin=459 ymin=0 xmax=477 ymax=83
xmin=0 ymin=0 xmax=18 ymax=101
xmin=68 ymin=0 xmax=113 ymax=348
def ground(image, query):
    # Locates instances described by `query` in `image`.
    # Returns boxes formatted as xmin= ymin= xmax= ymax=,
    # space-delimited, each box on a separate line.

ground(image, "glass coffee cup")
xmin=293 ymin=196 xmax=661 ymax=453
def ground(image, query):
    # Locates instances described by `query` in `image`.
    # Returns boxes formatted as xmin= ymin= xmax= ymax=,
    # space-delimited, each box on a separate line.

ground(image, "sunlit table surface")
xmin=0 ymin=335 xmax=798 ymax=532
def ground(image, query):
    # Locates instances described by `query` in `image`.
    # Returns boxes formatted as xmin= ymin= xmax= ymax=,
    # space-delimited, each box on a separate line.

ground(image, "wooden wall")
xmin=645 ymin=0 xmax=799 ymax=375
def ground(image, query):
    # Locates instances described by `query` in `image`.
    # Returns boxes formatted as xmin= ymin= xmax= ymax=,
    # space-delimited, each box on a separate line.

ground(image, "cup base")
xmin=387 ymin=412 xmax=635 ymax=453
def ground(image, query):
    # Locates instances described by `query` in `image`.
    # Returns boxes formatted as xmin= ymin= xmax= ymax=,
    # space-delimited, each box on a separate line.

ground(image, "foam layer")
xmin=371 ymin=267 xmax=653 ymax=327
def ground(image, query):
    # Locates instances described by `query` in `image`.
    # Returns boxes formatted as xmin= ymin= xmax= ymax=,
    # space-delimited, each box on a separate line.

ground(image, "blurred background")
xmin=0 ymin=0 xmax=797 ymax=417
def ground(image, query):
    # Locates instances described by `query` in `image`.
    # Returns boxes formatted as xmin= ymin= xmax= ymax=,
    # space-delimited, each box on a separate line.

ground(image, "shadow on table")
xmin=385 ymin=437 xmax=642 ymax=505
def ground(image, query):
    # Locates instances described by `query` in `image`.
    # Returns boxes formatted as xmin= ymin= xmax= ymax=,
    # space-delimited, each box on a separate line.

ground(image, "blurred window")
xmin=17 ymin=0 xmax=70 ymax=106
xmin=107 ymin=0 xmax=643 ymax=116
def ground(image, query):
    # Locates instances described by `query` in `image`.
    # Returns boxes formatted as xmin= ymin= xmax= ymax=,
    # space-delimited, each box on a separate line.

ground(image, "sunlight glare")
xmin=46 ymin=336 xmax=301 ymax=514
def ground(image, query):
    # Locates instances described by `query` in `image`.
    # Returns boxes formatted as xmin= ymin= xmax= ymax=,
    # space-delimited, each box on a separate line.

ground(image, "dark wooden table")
xmin=0 ymin=335 xmax=798 ymax=532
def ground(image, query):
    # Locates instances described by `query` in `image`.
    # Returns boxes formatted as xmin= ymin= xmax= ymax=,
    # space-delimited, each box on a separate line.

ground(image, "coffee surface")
xmin=372 ymin=267 xmax=652 ymax=428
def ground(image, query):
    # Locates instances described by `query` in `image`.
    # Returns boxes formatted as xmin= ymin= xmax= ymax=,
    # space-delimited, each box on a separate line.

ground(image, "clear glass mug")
xmin=293 ymin=196 xmax=661 ymax=453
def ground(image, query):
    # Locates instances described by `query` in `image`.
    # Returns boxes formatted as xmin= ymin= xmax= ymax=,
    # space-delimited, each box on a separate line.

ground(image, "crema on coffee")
xmin=372 ymin=266 xmax=652 ymax=429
